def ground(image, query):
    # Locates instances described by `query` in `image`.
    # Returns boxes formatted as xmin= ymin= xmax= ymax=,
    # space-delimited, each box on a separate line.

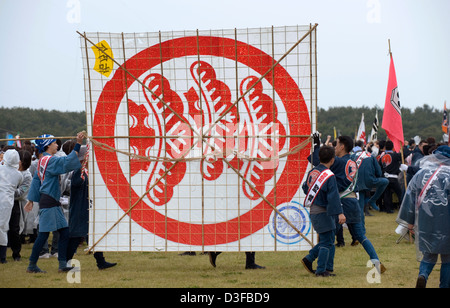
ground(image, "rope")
xmin=1 ymin=134 xmax=311 ymax=163
xmin=88 ymin=135 xmax=311 ymax=163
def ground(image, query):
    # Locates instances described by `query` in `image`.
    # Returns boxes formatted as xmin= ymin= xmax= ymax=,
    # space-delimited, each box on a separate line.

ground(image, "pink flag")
xmin=382 ymin=55 xmax=403 ymax=152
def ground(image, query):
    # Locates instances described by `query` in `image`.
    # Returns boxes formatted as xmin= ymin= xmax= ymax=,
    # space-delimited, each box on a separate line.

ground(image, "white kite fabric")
xmin=80 ymin=25 xmax=318 ymax=252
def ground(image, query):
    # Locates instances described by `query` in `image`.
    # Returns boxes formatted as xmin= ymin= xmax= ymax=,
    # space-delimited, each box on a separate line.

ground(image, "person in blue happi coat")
xmin=309 ymin=134 xmax=386 ymax=274
xmin=302 ymin=145 xmax=346 ymax=277
xmin=66 ymin=145 xmax=117 ymax=270
xmin=24 ymin=132 xmax=86 ymax=273
xmin=379 ymin=140 xmax=404 ymax=213
xmin=352 ymin=145 xmax=388 ymax=232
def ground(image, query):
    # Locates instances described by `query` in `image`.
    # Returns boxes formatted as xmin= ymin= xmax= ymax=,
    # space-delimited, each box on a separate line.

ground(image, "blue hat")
xmin=434 ymin=145 xmax=450 ymax=158
xmin=35 ymin=134 xmax=56 ymax=153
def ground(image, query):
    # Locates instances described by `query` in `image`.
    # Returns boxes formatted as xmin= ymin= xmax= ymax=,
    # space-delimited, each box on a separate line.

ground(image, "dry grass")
xmin=0 ymin=211 xmax=441 ymax=288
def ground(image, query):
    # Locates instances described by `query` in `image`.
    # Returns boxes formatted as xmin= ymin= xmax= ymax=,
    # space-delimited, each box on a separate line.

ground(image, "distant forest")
xmin=0 ymin=104 xmax=446 ymax=144
xmin=0 ymin=107 xmax=86 ymax=141
xmin=317 ymin=104 xmax=446 ymax=143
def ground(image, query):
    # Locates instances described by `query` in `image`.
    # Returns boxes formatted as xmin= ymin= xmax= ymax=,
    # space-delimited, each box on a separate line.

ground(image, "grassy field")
xmin=0 ymin=211 xmax=441 ymax=288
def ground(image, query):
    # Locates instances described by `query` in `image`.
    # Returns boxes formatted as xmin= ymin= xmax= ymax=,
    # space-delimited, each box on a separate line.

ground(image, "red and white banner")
xmin=357 ymin=113 xmax=366 ymax=144
xmin=81 ymin=26 xmax=317 ymax=252
xmin=369 ymin=110 xmax=379 ymax=143
xmin=382 ymin=55 xmax=404 ymax=152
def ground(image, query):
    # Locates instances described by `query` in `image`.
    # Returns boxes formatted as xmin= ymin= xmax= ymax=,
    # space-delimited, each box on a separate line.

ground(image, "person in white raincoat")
xmin=10 ymin=150 xmax=33 ymax=261
xmin=397 ymin=145 xmax=450 ymax=288
xmin=0 ymin=149 xmax=23 ymax=263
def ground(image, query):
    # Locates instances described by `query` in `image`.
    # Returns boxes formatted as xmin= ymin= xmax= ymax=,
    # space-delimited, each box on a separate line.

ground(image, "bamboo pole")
xmin=234 ymin=27 xmax=242 ymax=252
xmin=389 ymin=39 xmax=410 ymax=244
xmin=313 ymin=24 xmax=318 ymax=246
xmin=1 ymin=133 xmax=310 ymax=164
xmin=0 ymin=134 xmax=311 ymax=146
xmin=196 ymin=29 xmax=206 ymax=252
xmin=83 ymin=32 xmax=97 ymax=248
xmin=122 ymin=32 xmax=133 ymax=252
xmin=271 ymin=25 xmax=278 ymax=251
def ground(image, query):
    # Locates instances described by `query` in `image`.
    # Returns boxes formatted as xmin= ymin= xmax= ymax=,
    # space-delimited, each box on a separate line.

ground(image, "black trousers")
xmin=383 ymin=179 xmax=403 ymax=212
xmin=67 ymin=236 xmax=106 ymax=266
xmin=8 ymin=201 xmax=22 ymax=259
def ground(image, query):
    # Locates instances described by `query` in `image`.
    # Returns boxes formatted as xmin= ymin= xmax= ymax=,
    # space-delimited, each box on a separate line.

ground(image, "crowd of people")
xmin=306 ymin=132 xmax=449 ymax=288
xmin=0 ymin=132 xmax=116 ymax=273
xmin=0 ymin=131 xmax=448 ymax=288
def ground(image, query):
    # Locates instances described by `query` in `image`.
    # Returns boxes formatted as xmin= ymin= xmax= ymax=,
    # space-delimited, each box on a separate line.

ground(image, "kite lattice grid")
xmin=80 ymin=25 xmax=317 ymax=252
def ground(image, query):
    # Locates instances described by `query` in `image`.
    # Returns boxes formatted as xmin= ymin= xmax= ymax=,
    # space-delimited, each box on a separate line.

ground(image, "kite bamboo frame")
xmin=2 ymin=25 xmax=318 ymax=253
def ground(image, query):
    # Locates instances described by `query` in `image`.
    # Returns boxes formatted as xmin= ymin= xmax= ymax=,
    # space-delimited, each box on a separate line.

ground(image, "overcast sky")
xmin=0 ymin=0 xmax=449 ymax=112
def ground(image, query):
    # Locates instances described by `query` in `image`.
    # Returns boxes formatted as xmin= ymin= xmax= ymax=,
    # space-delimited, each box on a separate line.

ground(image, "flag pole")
xmin=389 ymin=39 xmax=408 ymax=192
xmin=447 ymin=100 xmax=450 ymax=146
xmin=392 ymin=39 xmax=409 ymax=243
xmin=388 ymin=39 xmax=392 ymax=57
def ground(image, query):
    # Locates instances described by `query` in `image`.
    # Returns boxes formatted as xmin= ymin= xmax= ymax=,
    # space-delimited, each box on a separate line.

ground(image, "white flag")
xmin=369 ymin=110 xmax=378 ymax=142
xmin=357 ymin=113 xmax=366 ymax=144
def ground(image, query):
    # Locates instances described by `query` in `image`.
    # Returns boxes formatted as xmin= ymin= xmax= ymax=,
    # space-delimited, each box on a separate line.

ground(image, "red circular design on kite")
xmin=93 ymin=36 xmax=311 ymax=246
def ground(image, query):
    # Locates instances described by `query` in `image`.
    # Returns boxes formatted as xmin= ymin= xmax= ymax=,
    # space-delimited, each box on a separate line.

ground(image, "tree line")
xmin=0 ymin=104 xmax=446 ymax=144
xmin=317 ymin=104 xmax=446 ymax=143
xmin=0 ymin=107 xmax=86 ymax=141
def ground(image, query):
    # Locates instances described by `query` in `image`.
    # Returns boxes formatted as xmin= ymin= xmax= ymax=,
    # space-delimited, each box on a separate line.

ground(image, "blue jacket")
xmin=411 ymin=147 xmax=425 ymax=166
xmin=302 ymin=164 xmax=343 ymax=233
xmin=351 ymin=151 xmax=382 ymax=192
xmin=28 ymin=150 xmax=81 ymax=203
xmin=309 ymin=149 xmax=360 ymax=223
xmin=69 ymin=168 xmax=89 ymax=238
xmin=309 ymin=148 xmax=356 ymax=194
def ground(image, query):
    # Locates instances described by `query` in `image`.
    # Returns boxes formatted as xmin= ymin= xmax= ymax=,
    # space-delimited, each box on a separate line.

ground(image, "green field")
xmin=0 ymin=211 xmax=440 ymax=288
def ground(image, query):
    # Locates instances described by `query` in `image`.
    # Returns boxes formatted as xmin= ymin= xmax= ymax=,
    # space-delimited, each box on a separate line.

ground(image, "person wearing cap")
xmin=24 ymin=132 xmax=86 ymax=273
xmin=66 ymin=146 xmax=117 ymax=270
xmin=0 ymin=150 xmax=23 ymax=263
xmin=398 ymin=145 xmax=450 ymax=288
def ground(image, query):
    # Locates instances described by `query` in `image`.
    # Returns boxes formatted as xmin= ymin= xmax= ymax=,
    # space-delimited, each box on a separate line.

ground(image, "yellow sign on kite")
xmin=91 ymin=40 xmax=114 ymax=77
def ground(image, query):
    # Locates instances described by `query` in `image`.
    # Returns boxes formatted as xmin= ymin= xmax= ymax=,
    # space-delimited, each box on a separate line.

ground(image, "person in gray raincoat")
xmin=397 ymin=145 xmax=450 ymax=288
